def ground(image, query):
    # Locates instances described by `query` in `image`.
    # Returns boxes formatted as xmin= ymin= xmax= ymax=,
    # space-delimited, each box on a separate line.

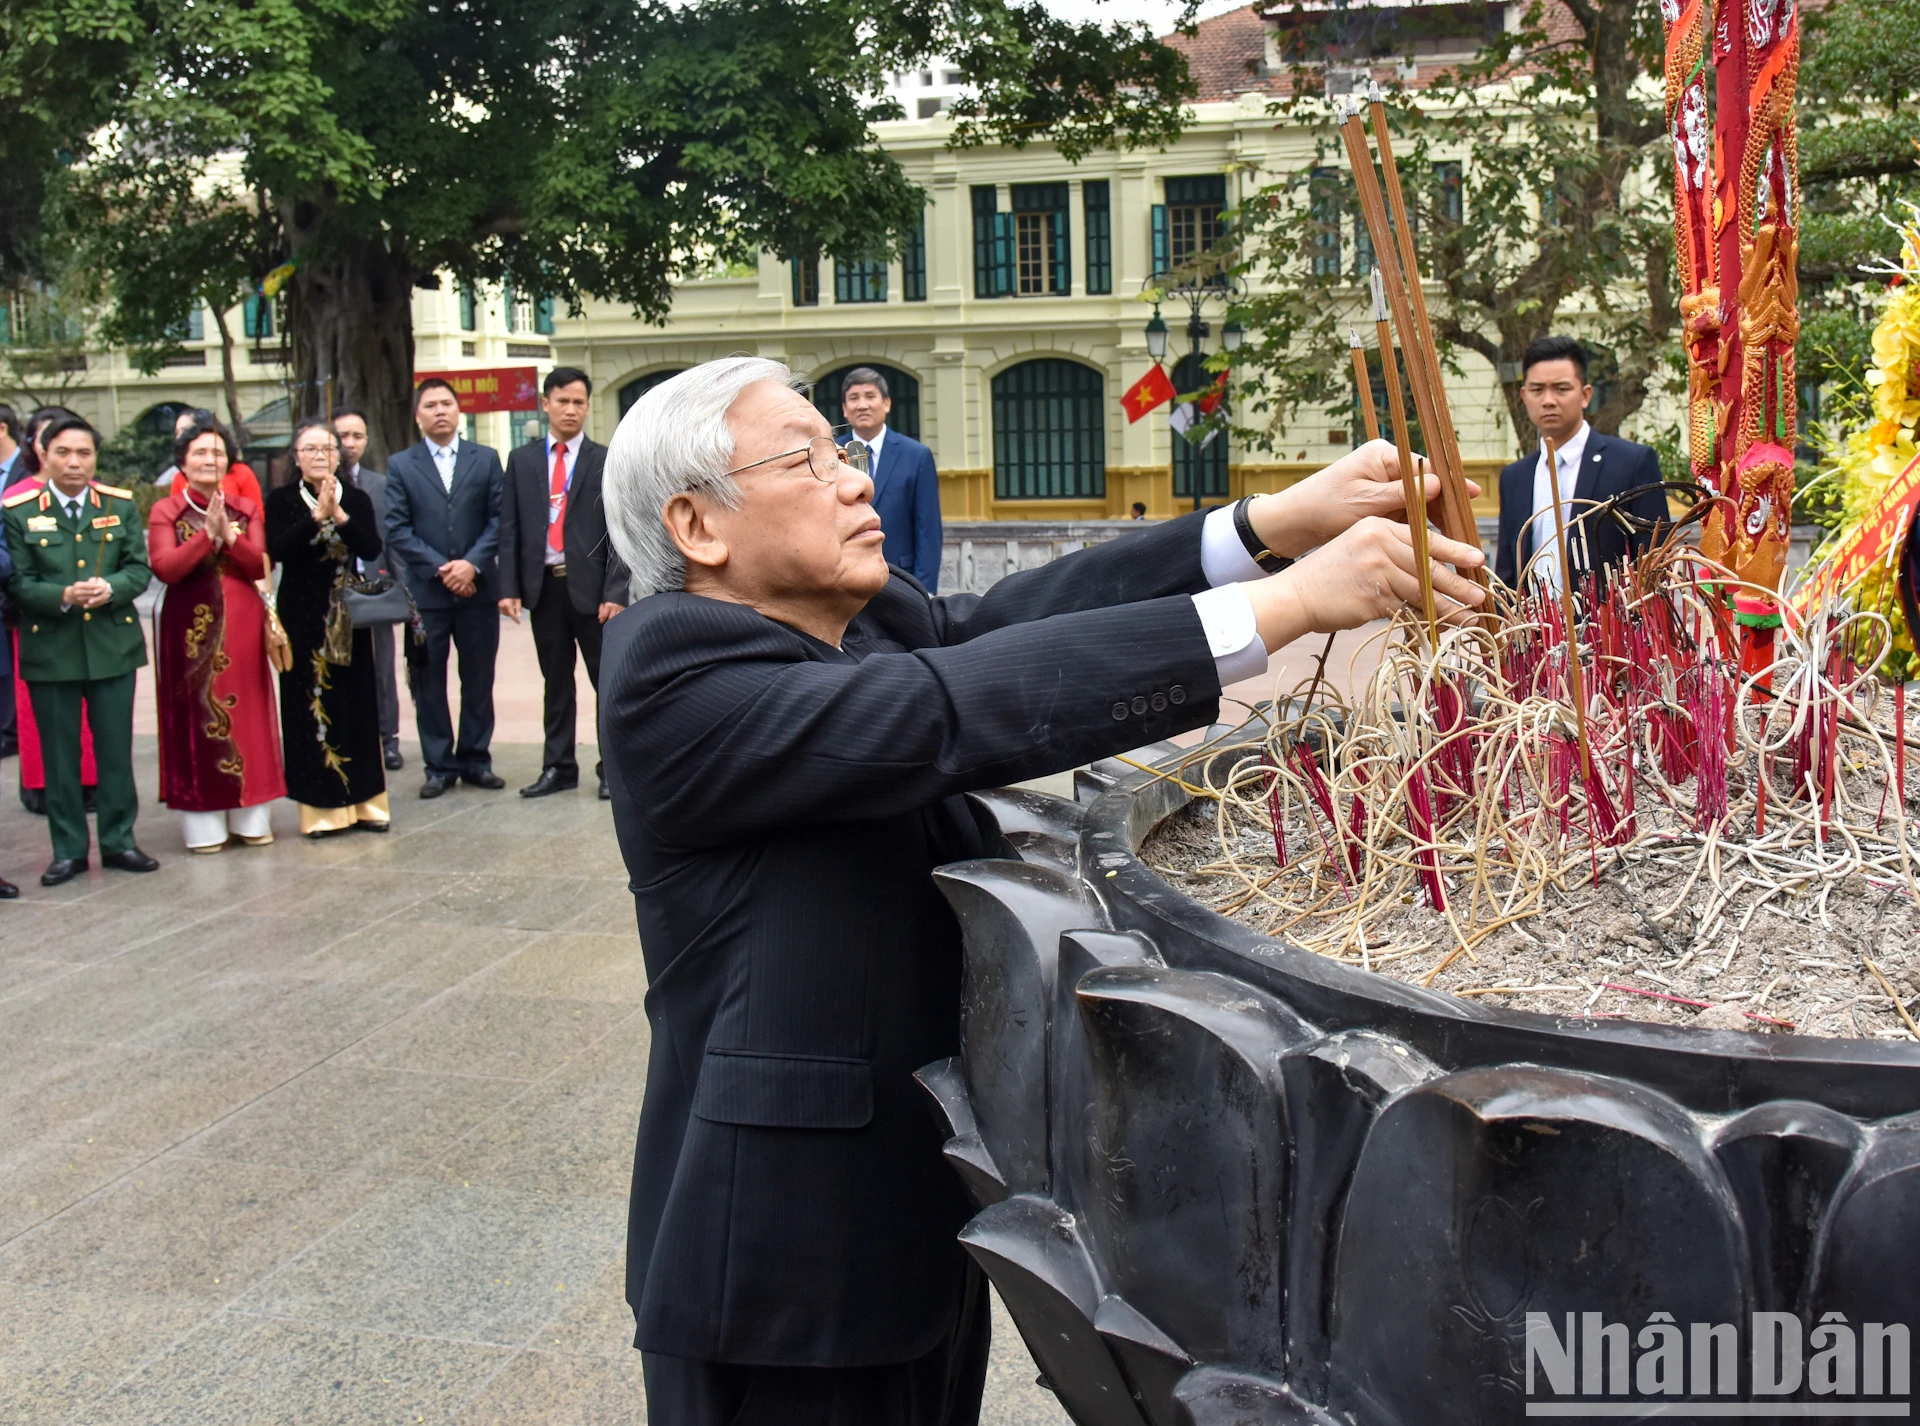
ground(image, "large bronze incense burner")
xmin=920 ymin=748 xmax=1920 ymax=1426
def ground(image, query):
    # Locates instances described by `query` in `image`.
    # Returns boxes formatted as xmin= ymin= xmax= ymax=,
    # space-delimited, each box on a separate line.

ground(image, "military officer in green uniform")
xmin=2 ymin=413 xmax=161 ymax=886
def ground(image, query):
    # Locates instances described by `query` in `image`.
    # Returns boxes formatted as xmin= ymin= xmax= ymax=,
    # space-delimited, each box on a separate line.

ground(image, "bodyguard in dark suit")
xmin=1493 ymin=335 xmax=1670 ymax=591
xmin=383 ymin=379 xmax=506 ymax=797
xmin=840 ymin=367 xmax=942 ymax=590
xmin=498 ymin=368 xmax=627 ymax=799
xmin=598 ymin=359 xmax=1488 ymax=1424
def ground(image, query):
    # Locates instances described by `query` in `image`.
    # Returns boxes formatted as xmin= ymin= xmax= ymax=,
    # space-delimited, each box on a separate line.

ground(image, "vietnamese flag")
xmin=1122 ymin=364 xmax=1176 ymax=423
xmin=1197 ymin=369 xmax=1229 ymax=417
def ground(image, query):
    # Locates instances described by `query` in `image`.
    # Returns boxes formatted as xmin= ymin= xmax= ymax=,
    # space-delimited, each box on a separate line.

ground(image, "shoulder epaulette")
xmin=92 ymin=483 xmax=134 ymax=500
xmin=2 ymin=487 xmax=40 ymax=508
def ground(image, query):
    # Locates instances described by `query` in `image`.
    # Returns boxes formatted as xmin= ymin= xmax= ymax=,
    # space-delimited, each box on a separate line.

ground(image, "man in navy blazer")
xmin=840 ymin=368 xmax=942 ymax=590
xmin=383 ymin=378 xmax=507 ymax=797
xmin=1494 ymin=336 xmax=1670 ymax=592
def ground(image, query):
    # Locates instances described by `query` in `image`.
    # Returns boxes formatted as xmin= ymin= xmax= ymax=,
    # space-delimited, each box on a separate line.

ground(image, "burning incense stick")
xmin=1373 ymin=270 xmax=1437 ymax=642
xmin=1350 ymin=330 xmax=1381 ymax=443
xmin=1336 ymin=99 xmax=1492 ymax=618
xmin=1544 ymin=435 xmax=1594 ymax=783
xmin=1366 ymin=83 xmax=1480 ymax=561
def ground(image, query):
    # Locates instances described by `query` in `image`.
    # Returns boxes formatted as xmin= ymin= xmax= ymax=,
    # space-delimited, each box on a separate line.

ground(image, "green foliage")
xmin=1797 ymin=0 xmax=1920 ymax=402
xmin=0 ymin=250 xmax=99 ymax=410
xmin=0 ymin=0 xmax=153 ymax=280
xmin=50 ymin=0 xmax=1198 ymax=455
xmin=94 ymin=423 xmax=173 ymax=490
xmin=1227 ymin=0 xmax=1676 ymax=456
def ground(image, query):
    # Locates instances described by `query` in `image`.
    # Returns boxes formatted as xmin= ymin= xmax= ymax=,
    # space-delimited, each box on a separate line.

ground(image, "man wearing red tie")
xmin=499 ymin=368 xmax=628 ymax=799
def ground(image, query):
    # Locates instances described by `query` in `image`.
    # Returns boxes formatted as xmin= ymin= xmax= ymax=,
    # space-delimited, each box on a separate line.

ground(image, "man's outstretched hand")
xmin=1244 ymin=518 xmax=1487 ymax=651
xmin=1245 ymin=440 xmax=1479 ymax=558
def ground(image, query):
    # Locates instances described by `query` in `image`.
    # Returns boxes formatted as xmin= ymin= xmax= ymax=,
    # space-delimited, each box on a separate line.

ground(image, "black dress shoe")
xmin=41 ymin=857 xmax=86 ymax=887
xmin=383 ymin=739 xmax=405 ymax=772
xmin=420 ymin=774 xmax=456 ymax=800
xmin=100 ymin=847 xmax=159 ymax=873
xmin=463 ymin=770 xmax=507 ymax=790
xmin=519 ymin=768 xmax=578 ymax=798
xmin=21 ymin=786 xmax=46 ymax=815
xmin=598 ymin=773 xmax=611 ymax=801
xmin=0 ymin=876 xmax=18 ymax=899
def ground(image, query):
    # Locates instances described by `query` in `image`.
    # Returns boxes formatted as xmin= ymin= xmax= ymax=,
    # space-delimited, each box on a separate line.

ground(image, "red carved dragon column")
xmin=1682 ymin=0 xmax=1802 ymax=677
xmin=1664 ymin=0 xmax=1717 ymax=521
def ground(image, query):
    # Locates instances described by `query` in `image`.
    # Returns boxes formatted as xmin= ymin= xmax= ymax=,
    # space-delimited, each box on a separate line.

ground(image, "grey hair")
xmin=604 ymin=356 xmax=803 ymax=598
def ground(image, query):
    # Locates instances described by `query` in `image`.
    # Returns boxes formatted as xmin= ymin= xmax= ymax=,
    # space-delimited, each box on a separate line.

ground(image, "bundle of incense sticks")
xmin=1336 ymin=86 xmax=1491 ymax=620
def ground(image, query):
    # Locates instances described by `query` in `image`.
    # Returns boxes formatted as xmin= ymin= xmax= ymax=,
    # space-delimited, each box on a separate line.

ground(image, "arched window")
xmin=1171 ymin=352 xmax=1228 ymax=504
xmin=991 ymin=359 xmax=1105 ymax=500
xmin=618 ymin=369 xmax=687 ymax=416
xmin=810 ymin=364 xmax=921 ymax=441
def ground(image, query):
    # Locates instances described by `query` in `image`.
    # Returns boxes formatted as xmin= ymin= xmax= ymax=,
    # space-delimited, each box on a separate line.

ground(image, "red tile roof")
xmin=1161 ymin=1 xmax=1600 ymax=104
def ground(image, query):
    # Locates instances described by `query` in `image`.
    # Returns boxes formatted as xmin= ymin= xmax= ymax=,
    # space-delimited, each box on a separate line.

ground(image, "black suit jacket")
xmin=497 ymin=436 xmax=629 ymax=614
xmin=601 ymin=511 xmax=1222 ymax=1367
xmin=1494 ymin=430 xmax=1670 ymax=589
xmin=382 ymin=438 xmax=504 ymax=611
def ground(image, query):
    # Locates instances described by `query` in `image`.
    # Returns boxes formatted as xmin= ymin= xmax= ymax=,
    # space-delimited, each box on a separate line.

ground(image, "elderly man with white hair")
xmin=598 ymin=356 xmax=1484 ymax=1425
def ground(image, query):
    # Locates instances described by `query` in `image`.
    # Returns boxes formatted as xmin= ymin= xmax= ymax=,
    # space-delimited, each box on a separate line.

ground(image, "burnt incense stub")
xmin=920 ymin=747 xmax=1920 ymax=1426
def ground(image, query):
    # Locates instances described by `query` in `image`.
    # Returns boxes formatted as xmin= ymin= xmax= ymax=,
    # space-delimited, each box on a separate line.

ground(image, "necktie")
xmin=548 ymin=445 xmax=568 ymax=554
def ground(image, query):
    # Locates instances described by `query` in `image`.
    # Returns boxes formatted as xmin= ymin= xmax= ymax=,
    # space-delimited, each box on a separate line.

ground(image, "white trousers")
xmin=181 ymin=803 xmax=274 ymax=849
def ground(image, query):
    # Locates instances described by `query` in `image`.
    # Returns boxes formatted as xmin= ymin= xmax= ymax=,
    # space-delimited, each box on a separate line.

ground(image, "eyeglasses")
xmin=723 ymin=433 xmax=870 ymax=484
xmin=295 ymin=442 xmax=338 ymax=457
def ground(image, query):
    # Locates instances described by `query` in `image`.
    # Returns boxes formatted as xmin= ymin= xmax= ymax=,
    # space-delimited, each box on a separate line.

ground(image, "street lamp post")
xmin=1147 ymin=281 xmax=1246 ymax=512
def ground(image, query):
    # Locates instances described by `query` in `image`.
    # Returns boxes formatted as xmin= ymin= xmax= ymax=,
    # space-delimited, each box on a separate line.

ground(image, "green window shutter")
xmin=972 ymin=186 xmax=999 ymax=298
xmin=990 ymin=358 xmax=1106 ymax=500
xmin=243 ymin=295 xmax=272 ymax=339
xmin=1051 ymin=209 xmax=1071 ymax=294
xmin=903 ymin=212 xmax=928 ymax=301
xmin=535 ymin=295 xmax=555 ymax=335
xmin=991 ymin=212 xmax=1016 ymax=297
xmin=458 ymin=283 xmax=477 ymax=331
xmin=790 ymin=256 xmax=819 ymax=306
xmin=1151 ymin=204 xmax=1169 ymax=279
xmin=1083 ymin=181 xmax=1112 ymax=295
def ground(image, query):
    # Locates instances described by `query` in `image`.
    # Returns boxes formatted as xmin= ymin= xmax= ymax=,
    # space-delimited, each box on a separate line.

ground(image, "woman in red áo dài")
xmin=147 ymin=416 xmax=285 ymax=851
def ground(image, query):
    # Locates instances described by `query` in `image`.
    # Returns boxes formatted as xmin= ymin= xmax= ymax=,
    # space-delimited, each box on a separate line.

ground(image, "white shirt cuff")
xmin=1199 ymin=503 xmax=1267 ymax=587
xmin=1191 ymin=584 xmax=1268 ymax=686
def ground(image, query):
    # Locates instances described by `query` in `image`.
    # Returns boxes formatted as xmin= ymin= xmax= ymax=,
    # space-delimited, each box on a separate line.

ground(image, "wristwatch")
xmin=1233 ymin=496 xmax=1293 ymax=575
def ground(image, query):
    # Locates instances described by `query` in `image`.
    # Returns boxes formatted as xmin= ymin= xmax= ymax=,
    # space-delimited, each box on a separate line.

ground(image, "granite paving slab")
xmin=0 ymin=733 xmax=1070 ymax=1424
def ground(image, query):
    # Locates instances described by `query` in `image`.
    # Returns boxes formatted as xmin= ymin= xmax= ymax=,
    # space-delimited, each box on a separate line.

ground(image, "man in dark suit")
xmin=383 ymin=378 xmax=506 ymax=798
xmin=1494 ymin=335 xmax=1670 ymax=592
xmin=840 ymin=366 xmax=942 ymax=591
xmin=597 ymin=358 xmax=1487 ymax=1424
xmin=498 ymin=367 xmax=627 ymax=799
xmin=333 ymin=406 xmax=405 ymax=772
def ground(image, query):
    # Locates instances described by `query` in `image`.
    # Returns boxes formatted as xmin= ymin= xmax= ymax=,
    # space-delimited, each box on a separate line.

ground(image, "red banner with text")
xmin=413 ymin=366 xmax=539 ymax=414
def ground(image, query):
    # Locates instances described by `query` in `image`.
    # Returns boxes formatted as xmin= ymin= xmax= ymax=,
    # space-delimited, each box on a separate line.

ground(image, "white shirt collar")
xmin=428 ymin=434 xmax=461 ymax=461
xmin=1538 ymin=422 xmax=1591 ymax=474
xmin=547 ymin=432 xmax=580 ymax=460
xmin=856 ymin=425 xmax=887 ymax=466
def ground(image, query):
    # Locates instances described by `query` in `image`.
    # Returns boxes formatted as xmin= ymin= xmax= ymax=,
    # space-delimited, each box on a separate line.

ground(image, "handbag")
xmin=345 ymin=572 xmax=412 ymax=628
xmin=260 ymin=557 xmax=293 ymax=674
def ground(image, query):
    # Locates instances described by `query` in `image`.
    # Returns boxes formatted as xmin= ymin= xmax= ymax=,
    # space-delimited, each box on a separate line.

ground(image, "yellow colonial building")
xmin=23 ymin=5 xmax=1572 ymax=530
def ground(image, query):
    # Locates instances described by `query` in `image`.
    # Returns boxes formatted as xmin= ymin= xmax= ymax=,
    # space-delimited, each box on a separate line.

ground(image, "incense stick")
xmin=1373 ymin=270 xmax=1437 ymax=642
xmin=1366 ymin=84 xmax=1481 ymax=569
xmin=1337 ymin=105 xmax=1480 ymax=565
xmin=1350 ymin=330 xmax=1381 ymax=443
xmin=1544 ymin=435 xmax=1594 ymax=783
